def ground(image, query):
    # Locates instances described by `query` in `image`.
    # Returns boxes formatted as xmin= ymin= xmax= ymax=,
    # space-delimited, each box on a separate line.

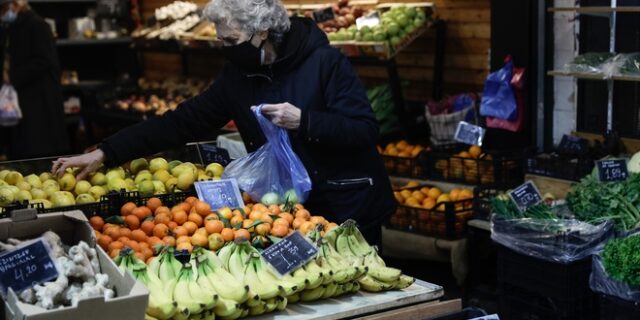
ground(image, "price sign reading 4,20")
xmin=509 ymin=181 xmax=543 ymax=212
xmin=261 ymin=231 xmax=318 ymax=276
xmin=597 ymin=159 xmax=629 ymax=182
xmin=0 ymin=238 xmax=59 ymax=297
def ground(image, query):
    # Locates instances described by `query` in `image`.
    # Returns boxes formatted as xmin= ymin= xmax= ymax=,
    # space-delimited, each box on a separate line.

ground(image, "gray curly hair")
xmin=204 ymin=0 xmax=291 ymax=44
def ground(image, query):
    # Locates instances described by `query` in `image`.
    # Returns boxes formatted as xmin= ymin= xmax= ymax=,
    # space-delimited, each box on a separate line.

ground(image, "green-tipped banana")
xmin=346 ymin=233 xmax=371 ymax=257
xmin=174 ymin=266 xmax=205 ymax=316
xmin=248 ymin=301 xmax=267 ymax=316
xmin=219 ymin=306 xmax=245 ymax=320
xmin=321 ymin=282 xmax=338 ymax=299
xmin=358 ymin=275 xmax=393 ymax=292
xmin=188 ymin=278 xmax=218 ymax=310
xmin=213 ymin=297 xmax=240 ymax=317
xmin=367 ymin=266 xmax=401 ymax=283
xmin=393 ymin=274 xmax=415 ymax=289
xmin=264 ymin=297 xmax=279 ymax=313
xmin=300 ymin=285 xmax=326 ymax=302
xmin=276 ymin=296 xmax=288 ymax=311
xmin=295 ymin=264 xmax=323 ymax=290
xmin=335 ymin=232 xmax=357 ymax=261
xmin=245 ymin=293 xmax=262 ymax=307
xmin=144 ymin=269 xmax=179 ymax=319
xmin=203 ymin=263 xmax=250 ymax=303
xmin=351 ymin=281 xmax=361 ymax=292
xmin=243 ymin=258 xmax=280 ymax=300
xmin=287 ymin=292 xmax=300 ymax=304
xmin=227 ymin=247 xmax=246 ymax=282
xmin=254 ymin=259 xmax=299 ymax=296
xmin=217 ymin=243 xmax=235 ymax=268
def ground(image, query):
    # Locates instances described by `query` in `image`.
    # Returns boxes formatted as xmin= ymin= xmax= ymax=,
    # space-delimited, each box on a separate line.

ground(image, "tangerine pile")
xmin=90 ymin=196 xmax=338 ymax=264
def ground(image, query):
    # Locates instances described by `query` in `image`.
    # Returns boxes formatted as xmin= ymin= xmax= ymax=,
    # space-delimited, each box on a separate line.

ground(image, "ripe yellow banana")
xmin=321 ymin=282 xmax=339 ymax=299
xmin=300 ymin=285 xmax=326 ymax=302
xmin=213 ymin=297 xmax=240 ymax=317
xmin=248 ymin=301 xmax=267 ymax=316
xmin=276 ymin=296 xmax=288 ymax=311
xmin=287 ymin=292 xmax=300 ymax=304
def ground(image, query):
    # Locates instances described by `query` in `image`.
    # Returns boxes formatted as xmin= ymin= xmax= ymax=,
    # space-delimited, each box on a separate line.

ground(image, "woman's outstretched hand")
xmin=51 ymin=149 xmax=105 ymax=181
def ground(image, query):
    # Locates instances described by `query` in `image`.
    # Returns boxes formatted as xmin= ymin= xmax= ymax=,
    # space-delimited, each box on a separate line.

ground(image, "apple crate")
xmin=330 ymin=40 xmax=361 ymax=57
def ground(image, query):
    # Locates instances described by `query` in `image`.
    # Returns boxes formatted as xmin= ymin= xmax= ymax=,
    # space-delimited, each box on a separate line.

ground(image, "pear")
xmin=58 ymin=173 xmax=76 ymax=192
xmin=105 ymin=167 xmax=125 ymax=181
xmin=152 ymin=181 xmax=166 ymax=194
xmin=205 ymin=163 xmax=225 ymax=177
xmin=107 ymin=178 xmax=127 ymax=192
xmin=168 ymin=160 xmax=182 ymax=172
xmin=30 ymin=199 xmax=52 ymax=209
xmin=152 ymin=169 xmax=171 ymax=183
xmin=5 ymin=171 xmax=23 ymax=185
xmin=5 ymin=185 xmax=19 ymax=197
xmin=43 ymin=183 xmax=60 ymax=198
xmin=88 ymin=186 xmax=106 ymax=200
xmin=15 ymin=190 xmax=32 ymax=202
xmin=51 ymin=193 xmax=75 ymax=207
xmin=134 ymin=170 xmax=153 ymax=184
xmin=0 ymin=187 xmax=14 ymax=206
xmin=16 ymin=181 xmax=31 ymax=191
xmin=165 ymin=177 xmax=178 ymax=191
xmin=76 ymin=194 xmax=96 ymax=204
xmin=125 ymin=178 xmax=136 ymax=191
xmin=149 ymin=157 xmax=169 ymax=173
xmin=39 ymin=172 xmax=53 ymax=183
xmin=177 ymin=171 xmax=195 ymax=190
xmin=0 ymin=180 xmax=7 ymax=187
xmin=30 ymin=188 xmax=47 ymax=200
xmin=25 ymin=174 xmax=42 ymax=188
xmin=138 ymin=180 xmax=155 ymax=197
xmin=0 ymin=170 xmax=10 ymax=181
xmin=74 ymin=180 xmax=92 ymax=195
xmin=130 ymin=158 xmax=149 ymax=175
xmin=42 ymin=179 xmax=59 ymax=190
xmin=89 ymin=172 xmax=107 ymax=186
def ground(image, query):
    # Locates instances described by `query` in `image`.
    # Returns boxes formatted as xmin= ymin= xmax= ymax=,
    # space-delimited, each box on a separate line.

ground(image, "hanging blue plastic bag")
xmin=222 ymin=105 xmax=312 ymax=204
xmin=480 ymin=59 xmax=518 ymax=121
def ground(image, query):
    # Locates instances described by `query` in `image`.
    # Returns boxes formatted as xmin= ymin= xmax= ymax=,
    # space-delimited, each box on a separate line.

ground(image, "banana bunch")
xmin=116 ymin=249 xmax=185 ymax=320
xmin=331 ymin=220 xmax=416 ymax=292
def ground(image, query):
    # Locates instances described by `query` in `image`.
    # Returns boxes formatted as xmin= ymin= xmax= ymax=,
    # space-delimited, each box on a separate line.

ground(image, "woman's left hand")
xmin=257 ymin=103 xmax=301 ymax=129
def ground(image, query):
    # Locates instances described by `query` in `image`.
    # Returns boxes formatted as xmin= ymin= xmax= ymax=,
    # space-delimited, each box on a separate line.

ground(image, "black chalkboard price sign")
xmin=454 ymin=121 xmax=486 ymax=146
xmin=198 ymin=143 xmax=231 ymax=166
xmin=0 ymin=238 xmax=58 ymax=297
xmin=313 ymin=7 xmax=335 ymax=23
xmin=557 ymin=134 xmax=588 ymax=155
xmin=195 ymin=179 xmax=245 ymax=210
xmin=261 ymin=231 xmax=318 ymax=276
xmin=596 ymin=159 xmax=629 ymax=182
xmin=509 ymin=181 xmax=543 ymax=211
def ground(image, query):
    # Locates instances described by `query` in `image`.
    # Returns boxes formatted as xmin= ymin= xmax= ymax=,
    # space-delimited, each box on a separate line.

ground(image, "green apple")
xmin=390 ymin=36 xmax=402 ymax=46
xmin=283 ymin=189 xmax=299 ymax=204
xmin=171 ymin=163 xmax=191 ymax=177
xmin=88 ymin=186 xmax=107 ymax=200
xmin=134 ymin=170 xmax=153 ymax=184
xmin=0 ymin=170 xmax=10 ymax=181
xmin=261 ymin=192 xmax=280 ymax=206
xmin=152 ymin=169 xmax=172 ymax=183
xmin=16 ymin=181 xmax=31 ymax=191
xmin=105 ymin=168 xmax=125 ymax=181
xmin=165 ymin=177 xmax=178 ymax=191
xmin=74 ymin=180 xmax=92 ymax=195
xmin=125 ymin=178 xmax=136 ymax=191
xmin=43 ymin=183 xmax=60 ymax=198
xmin=406 ymin=6 xmax=417 ymax=19
xmin=30 ymin=198 xmax=52 ymax=209
xmin=107 ymin=178 xmax=127 ymax=192
xmin=76 ymin=193 xmax=96 ymax=204
xmin=89 ymin=172 xmax=107 ymax=186
xmin=51 ymin=193 xmax=75 ymax=207
xmin=42 ymin=179 xmax=59 ymax=190
xmin=0 ymin=187 xmax=14 ymax=206
xmin=15 ymin=190 xmax=32 ymax=202
xmin=5 ymin=171 xmax=23 ymax=185
xmin=205 ymin=163 xmax=225 ymax=177
xmin=58 ymin=173 xmax=76 ymax=191
xmin=130 ymin=158 xmax=149 ymax=175
xmin=5 ymin=185 xmax=19 ymax=197
xmin=168 ymin=160 xmax=182 ymax=172
xmin=373 ymin=32 xmax=386 ymax=41
xmin=39 ymin=172 xmax=53 ymax=183
xmin=149 ymin=157 xmax=169 ymax=173
xmin=386 ymin=22 xmax=400 ymax=36
xmin=138 ymin=180 xmax=155 ymax=197
xmin=25 ymin=174 xmax=42 ymax=188
xmin=152 ymin=181 xmax=166 ymax=194
xmin=30 ymin=188 xmax=47 ymax=200
xmin=177 ymin=171 xmax=195 ymax=190
xmin=363 ymin=33 xmax=375 ymax=41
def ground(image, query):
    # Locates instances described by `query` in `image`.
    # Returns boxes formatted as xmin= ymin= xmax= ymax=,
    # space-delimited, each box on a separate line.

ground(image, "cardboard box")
xmin=0 ymin=210 xmax=148 ymax=320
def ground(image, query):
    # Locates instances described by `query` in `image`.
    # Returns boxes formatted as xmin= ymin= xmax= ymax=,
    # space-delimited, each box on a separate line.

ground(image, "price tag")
xmin=356 ymin=11 xmax=380 ymax=30
xmin=261 ymin=231 xmax=318 ymax=276
xmin=596 ymin=159 xmax=629 ymax=182
xmin=313 ymin=7 xmax=335 ymax=23
xmin=0 ymin=238 xmax=58 ymax=297
xmin=198 ymin=143 xmax=231 ymax=166
xmin=454 ymin=121 xmax=486 ymax=146
xmin=470 ymin=315 xmax=500 ymax=320
xmin=195 ymin=179 xmax=245 ymax=210
xmin=509 ymin=181 xmax=543 ymax=211
xmin=558 ymin=134 xmax=588 ymax=155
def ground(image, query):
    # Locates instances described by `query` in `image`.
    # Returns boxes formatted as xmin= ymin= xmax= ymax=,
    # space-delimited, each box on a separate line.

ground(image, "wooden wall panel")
xmin=140 ymin=0 xmax=491 ymax=102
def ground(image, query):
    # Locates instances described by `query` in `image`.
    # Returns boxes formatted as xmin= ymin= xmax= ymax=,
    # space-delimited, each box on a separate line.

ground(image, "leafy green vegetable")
xmin=567 ymin=173 xmax=640 ymax=230
xmin=603 ymin=235 xmax=640 ymax=287
xmin=572 ymin=52 xmax=615 ymax=68
xmin=491 ymin=196 xmax=556 ymax=220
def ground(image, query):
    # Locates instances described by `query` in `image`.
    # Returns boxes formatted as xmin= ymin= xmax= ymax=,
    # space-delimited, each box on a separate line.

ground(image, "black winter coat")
xmin=101 ymin=17 xmax=396 ymax=233
xmin=2 ymin=10 xmax=69 ymax=159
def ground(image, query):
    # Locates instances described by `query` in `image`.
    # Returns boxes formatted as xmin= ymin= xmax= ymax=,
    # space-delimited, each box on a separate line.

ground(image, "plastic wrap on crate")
xmin=563 ymin=52 xmax=615 ymax=76
xmin=491 ymin=214 xmax=614 ymax=263
xmin=590 ymin=253 xmax=640 ymax=302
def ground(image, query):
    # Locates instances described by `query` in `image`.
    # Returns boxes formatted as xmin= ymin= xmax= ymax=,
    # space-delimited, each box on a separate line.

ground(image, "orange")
xmin=411 ymin=191 xmax=425 ymax=202
xmin=234 ymin=229 xmax=251 ymax=241
xmin=242 ymin=192 xmax=252 ymax=203
xmin=153 ymin=224 xmax=170 ymax=238
xmin=188 ymin=212 xmax=203 ymax=227
xmin=124 ymin=215 xmax=140 ymax=230
xmin=324 ymin=222 xmax=338 ymax=232
xmin=173 ymin=226 xmax=189 ymax=238
xmin=140 ymin=220 xmax=156 ymax=236
xmin=221 ymin=228 xmax=235 ymax=241
xmin=268 ymin=204 xmax=281 ymax=215
xmin=309 ymin=216 xmax=326 ymax=226
xmin=195 ymin=227 xmax=208 ymax=237
xmin=458 ymin=151 xmax=471 ymax=158
xmin=242 ymin=219 xmax=255 ymax=232
xmin=126 ymin=240 xmax=141 ymax=252
xmin=420 ymin=187 xmax=431 ymax=195
xmin=117 ymin=236 xmax=131 ymax=245
xmin=427 ymin=187 xmax=442 ymax=200
xmin=171 ymin=205 xmax=184 ymax=215
xmin=103 ymin=227 xmax=121 ymax=241
xmin=139 ymin=241 xmax=150 ymax=250
xmin=458 ymin=189 xmax=474 ymax=200
xmin=155 ymin=213 xmax=171 ymax=225
xmin=90 ymin=216 xmax=105 ymax=231
xmin=400 ymin=189 xmax=412 ymax=199
xmin=147 ymin=236 xmax=164 ymax=248
xmin=167 ymin=221 xmax=178 ymax=230
xmin=270 ymin=224 xmax=288 ymax=237
xmin=146 ymin=197 xmax=162 ymax=213
xmin=299 ymin=221 xmax=315 ymax=235
xmin=292 ymin=218 xmax=306 ymax=229
xmin=146 ymin=256 xmax=155 ymax=265
xmin=468 ymin=145 xmax=482 ymax=158
xmin=232 ymin=209 xmax=244 ymax=217
xmin=132 ymin=206 xmax=152 ymax=220
xmin=176 ymin=241 xmax=193 ymax=253
xmin=176 ymin=235 xmax=191 ymax=244
xmin=172 ymin=210 xmax=188 ymax=225
xmin=449 ymin=188 xmax=461 ymax=201
xmin=108 ymin=240 xmax=124 ymax=252
xmin=278 ymin=212 xmax=294 ymax=225
xmin=259 ymin=213 xmax=274 ymax=225
xmin=119 ymin=227 xmax=132 ymax=238
xmin=252 ymin=203 xmax=268 ymax=212
xmin=230 ymin=215 xmax=244 ymax=227
xmin=179 ymin=202 xmax=192 ymax=213
xmin=249 ymin=210 xmax=263 ymax=221
xmin=97 ymin=235 xmax=112 ymax=250
xmin=295 ymin=209 xmax=311 ymax=220
xmin=185 ymin=196 xmax=198 ymax=205
xmin=394 ymin=191 xmax=404 ymax=203
xmin=109 ymin=248 xmax=121 ymax=258
xmin=191 ymin=233 xmax=208 ymax=247
xmin=131 ymin=229 xmax=148 ymax=242
xmin=273 ymin=218 xmax=290 ymax=229
xmin=205 ymin=220 xmax=224 ymax=234
xmin=141 ymin=247 xmax=154 ymax=261
xmin=163 ymin=236 xmax=176 ymax=247
xmin=155 ymin=206 xmax=171 ymax=216
xmin=255 ymin=223 xmax=271 ymax=236
xmin=422 ymin=198 xmax=436 ymax=209
xmin=405 ymin=197 xmax=421 ymax=207
xmin=183 ymin=221 xmax=198 ymax=235
xmin=134 ymin=251 xmax=146 ymax=261
xmin=218 ymin=207 xmax=233 ymax=220
xmin=120 ymin=202 xmax=137 ymax=216
xmin=205 ymin=213 xmax=219 ymax=221
xmin=195 ymin=201 xmax=212 ymax=217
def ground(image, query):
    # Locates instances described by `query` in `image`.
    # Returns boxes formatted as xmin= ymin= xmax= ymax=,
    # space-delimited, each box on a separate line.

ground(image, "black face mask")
xmin=221 ymin=34 xmax=265 ymax=71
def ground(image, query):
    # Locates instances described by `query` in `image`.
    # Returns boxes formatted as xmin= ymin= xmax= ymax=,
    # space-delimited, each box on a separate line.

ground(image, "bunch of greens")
xmin=491 ymin=195 xmax=556 ymax=220
xmin=572 ymin=52 xmax=616 ymax=68
xmin=619 ymin=53 xmax=640 ymax=76
xmin=603 ymin=235 xmax=640 ymax=287
xmin=367 ymin=84 xmax=400 ymax=136
xmin=567 ymin=173 xmax=640 ymax=230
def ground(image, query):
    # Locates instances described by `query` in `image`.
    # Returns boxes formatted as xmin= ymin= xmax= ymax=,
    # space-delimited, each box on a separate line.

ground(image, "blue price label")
xmin=261 ymin=231 xmax=318 ymax=276
xmin=0 ymin=238 xmax=58 ymax=297
xmin=195 ymin=178 xmax=245 ymax=210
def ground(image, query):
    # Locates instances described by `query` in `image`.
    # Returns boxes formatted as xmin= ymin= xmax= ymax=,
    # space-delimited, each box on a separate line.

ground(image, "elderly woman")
xmin=52 ymin=0 xmax=395 ymax=244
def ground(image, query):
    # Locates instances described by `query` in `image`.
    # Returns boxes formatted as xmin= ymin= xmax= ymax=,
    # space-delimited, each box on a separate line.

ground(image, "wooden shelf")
xmin=56 ymin=37 xmax=131 ymax=46
xmin=29 ymin=0 xmax=95 ymax=3
xmin=548 ymin=6 xmax=640 ymax=14
xmin=547 ymin=70 xmax=640 ymax=82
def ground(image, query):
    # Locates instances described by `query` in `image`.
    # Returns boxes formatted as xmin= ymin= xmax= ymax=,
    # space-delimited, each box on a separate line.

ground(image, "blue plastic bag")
xmin=480 ymin=60 xmax=518 ymax=121
xmin=222 ymin=105 xmax=312 ymax=204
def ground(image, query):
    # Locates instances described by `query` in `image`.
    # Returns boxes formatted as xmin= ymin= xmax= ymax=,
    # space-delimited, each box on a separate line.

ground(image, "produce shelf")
xmin=547 ymin=70 xmax=640 ymax=82
xmin=56 ymin=37 xmax=132 ymax=47
xmin=548 ymin=6 xmax=640 ymax=15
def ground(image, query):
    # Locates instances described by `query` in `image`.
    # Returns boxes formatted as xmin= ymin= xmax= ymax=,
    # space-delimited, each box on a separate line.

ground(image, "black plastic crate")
xmin=496 ymin=244 xmax=594 ymax=301
xmin=472 ymin=185 xmax=505 ymax=220
xmin=525 ymin=153 xmax=595 ymax=182
xmin=428 ymin=307 xmax=487 ymax=320
xmin=380 ymin=152 xmax=430 ymax=178
xmin=599 ymin=294 xmax=640 ymax=320
xmin=499 ymin=283 xmax=597 ymax=320
xmin=0 ymin=201 xmax=44 ymax=218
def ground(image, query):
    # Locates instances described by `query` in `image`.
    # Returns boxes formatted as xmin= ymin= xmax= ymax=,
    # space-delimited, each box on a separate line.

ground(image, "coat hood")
xmin=271 ymin=17 xmax=329 ymax=74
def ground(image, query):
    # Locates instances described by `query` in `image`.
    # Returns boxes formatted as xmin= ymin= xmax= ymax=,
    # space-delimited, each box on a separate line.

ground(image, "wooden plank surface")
xmin=525 ymin=174 xmax=574 ymax=199
xmin=356 ymin=299 xmax=462 ymax=320
xmin=251 ymin=279 xmax=444 ymax=320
